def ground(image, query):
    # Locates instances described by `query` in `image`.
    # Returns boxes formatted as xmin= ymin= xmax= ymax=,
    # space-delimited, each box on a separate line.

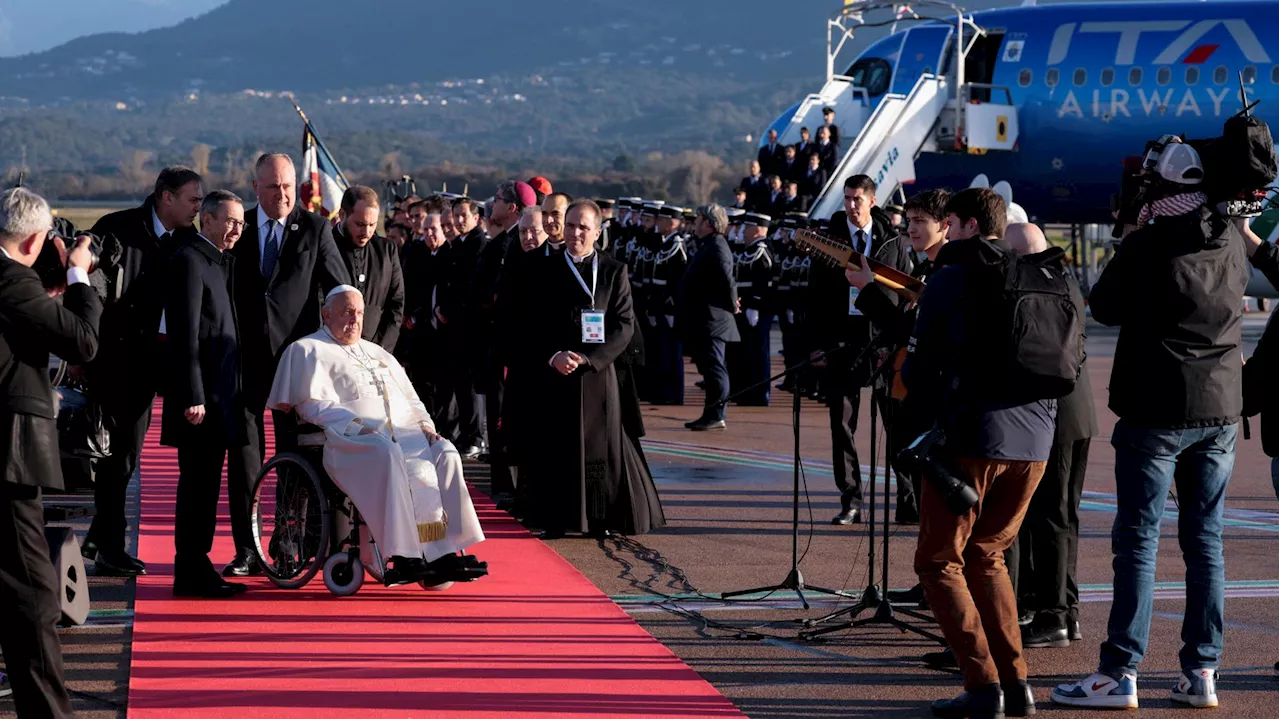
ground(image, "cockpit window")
xmin=848 ymin=58 xmax=892 ymax=97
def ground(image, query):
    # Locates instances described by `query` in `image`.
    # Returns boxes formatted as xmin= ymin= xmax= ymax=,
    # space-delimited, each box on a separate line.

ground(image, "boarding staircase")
xmin=774 ymin=0 xmax=1023 ymax=220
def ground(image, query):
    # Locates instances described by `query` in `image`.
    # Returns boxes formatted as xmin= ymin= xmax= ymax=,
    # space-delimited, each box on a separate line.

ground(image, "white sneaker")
xmin=1171 ymin=668 xmax=1219 ymax=708
xmin=1051 ymin=671 xmax=1139 ymax=709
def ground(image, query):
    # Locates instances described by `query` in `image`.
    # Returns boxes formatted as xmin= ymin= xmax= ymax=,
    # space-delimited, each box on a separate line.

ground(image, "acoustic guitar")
xmin=792 ymin=228 xmax=916 ymax=400
xmin=793 ymin=228 xmax=924 ymax=303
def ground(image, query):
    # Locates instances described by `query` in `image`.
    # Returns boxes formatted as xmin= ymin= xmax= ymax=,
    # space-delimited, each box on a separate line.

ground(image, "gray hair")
xmin=696 ymin=203 xmax=728 ymax=236
xmin=200 ymin=189 xmax=242 ymax=219
xmin=0 ymin=187 xmax=53 ymax=240
xmin=255 ymin=152 xmax=295 ymax=175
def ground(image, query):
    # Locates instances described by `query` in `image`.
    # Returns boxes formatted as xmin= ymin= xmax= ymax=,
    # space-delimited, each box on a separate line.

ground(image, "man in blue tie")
xmin=226 ymin=153 xmax=350 ymax=577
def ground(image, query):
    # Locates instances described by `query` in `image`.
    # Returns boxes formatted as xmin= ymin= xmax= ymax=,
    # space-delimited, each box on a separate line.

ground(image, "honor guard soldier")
xmin=617 ymin=198 xmax=643 ymax=265
xmin=681 ymin=208 xmax=699 ymax=255
xmin=723 ymin=207 xmax=747 ymax=396
xmin=773 ymin=215 xmax=801 ymax=392
xmin=648 ymin=205 xmax=689 ymax=405
xmin=729 ymin=213 xmax=775 ymax=406
xmin=634 ymin=200 xmax=665 ymax=400
xmin=596 ymin=198 xmax=617 ymax=253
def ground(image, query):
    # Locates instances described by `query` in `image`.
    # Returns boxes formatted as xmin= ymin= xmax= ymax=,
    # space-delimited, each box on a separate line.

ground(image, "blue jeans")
xmin=1099 ymin=421 xmax=1238 ymax=676
xmin=1271 ymin=456 xmax=1277 ymax=496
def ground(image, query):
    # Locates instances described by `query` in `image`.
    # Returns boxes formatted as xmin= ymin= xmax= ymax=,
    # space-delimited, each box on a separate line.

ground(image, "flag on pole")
xmin=299 ymin=120 xmax=348 ymax=219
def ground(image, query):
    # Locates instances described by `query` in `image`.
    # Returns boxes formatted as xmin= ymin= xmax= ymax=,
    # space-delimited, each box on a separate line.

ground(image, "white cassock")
xmin=266 ymin=328 xmax=484 ymax=562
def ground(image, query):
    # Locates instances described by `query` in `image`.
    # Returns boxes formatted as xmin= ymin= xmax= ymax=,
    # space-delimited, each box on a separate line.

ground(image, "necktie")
xmin=857 ymin=230 xmax=867 ymax=255
xmin=261 ymin=221 xmax=279 ymax=279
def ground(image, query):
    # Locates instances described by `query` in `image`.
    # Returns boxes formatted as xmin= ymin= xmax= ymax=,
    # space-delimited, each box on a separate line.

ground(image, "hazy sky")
xmin=0 ymin=0 xmax=226 ymax=57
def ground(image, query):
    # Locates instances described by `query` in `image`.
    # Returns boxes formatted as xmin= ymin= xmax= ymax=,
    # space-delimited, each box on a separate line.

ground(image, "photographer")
xmin=1054 ymin=139 xmax=1251 ymax=711
xmin=0 ymin=186 xmax=101 ymax=717
xmin=903 ymin=188 xmax=1066 ymax=719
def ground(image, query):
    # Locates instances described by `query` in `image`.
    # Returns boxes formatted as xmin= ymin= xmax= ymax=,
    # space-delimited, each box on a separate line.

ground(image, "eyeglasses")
xmin=223 ymin=218 xmax=247 ymax=230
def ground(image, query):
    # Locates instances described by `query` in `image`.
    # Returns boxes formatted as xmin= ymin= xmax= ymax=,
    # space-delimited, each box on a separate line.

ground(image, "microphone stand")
xmin=715 ymin=346 xmax=858 ymax=609
xmin=798 ymin=335 xmax=944 ymax=644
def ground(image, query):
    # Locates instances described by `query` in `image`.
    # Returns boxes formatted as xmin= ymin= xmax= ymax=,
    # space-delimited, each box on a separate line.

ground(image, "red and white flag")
xmin=300 ymin=124 xmax=348 ymax=219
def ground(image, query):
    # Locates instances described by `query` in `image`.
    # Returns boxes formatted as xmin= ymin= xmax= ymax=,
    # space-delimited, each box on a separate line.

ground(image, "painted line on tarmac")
xmin=644 ymin=439 xmax=1279 ymax=532
xmin=613 ymin=580 xmax=1279 ymax=614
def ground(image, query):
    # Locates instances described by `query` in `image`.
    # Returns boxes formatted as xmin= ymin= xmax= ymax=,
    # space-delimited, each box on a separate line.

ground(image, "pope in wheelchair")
xmin=265 ymin=285 xmax=487 ymax=588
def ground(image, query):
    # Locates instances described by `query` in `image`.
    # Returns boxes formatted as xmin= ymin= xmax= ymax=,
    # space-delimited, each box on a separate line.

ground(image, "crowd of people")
xmin=0 ymin=120 xmax=1274 ymax=717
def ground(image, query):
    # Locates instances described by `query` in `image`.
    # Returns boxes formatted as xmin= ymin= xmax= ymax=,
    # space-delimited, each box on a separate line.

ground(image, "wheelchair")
xmin=249 ymin=422 xmax=456 ymax=596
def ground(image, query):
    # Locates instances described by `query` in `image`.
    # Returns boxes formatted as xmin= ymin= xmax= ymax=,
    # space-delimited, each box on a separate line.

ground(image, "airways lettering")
xmin=1047 ymin=19 xmax=1272 ymax=66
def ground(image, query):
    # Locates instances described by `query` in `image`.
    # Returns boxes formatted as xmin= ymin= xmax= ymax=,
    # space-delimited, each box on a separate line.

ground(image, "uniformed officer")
xmin=648 ymin=205 xmax=689 ymax=405
xmin=723 ymin=208 xmax=747 ymax=396
xmin=596 ymin=198 xmax=617 ymax=254
xmin=772 ymin=216 xmax=799 ymax=392
xmin=729 ymin=212 xmax=775 ymax=406
xmin=634 ymin=200 xmax=665 ymax=400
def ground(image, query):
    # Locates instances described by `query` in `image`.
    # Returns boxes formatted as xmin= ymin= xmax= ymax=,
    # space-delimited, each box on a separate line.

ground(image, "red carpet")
xmin=127 ymin=403 xmax=744 ymax=718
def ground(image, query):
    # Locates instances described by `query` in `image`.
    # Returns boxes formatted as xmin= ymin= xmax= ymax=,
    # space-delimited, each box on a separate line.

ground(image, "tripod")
xmin=798 ymin=339 xmax=944 ymax=644
xmin=716 ymin=348 xmax=855 ymax=609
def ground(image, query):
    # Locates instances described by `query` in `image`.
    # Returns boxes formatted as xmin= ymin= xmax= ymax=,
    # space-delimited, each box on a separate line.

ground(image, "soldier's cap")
xmin=780 ymin=216 xmax=800 ymax=228
xmin=724 ymin=207 xmax=746 ymax=220
xmin=742 ymin=212 xmax=772 ymax=226
xmin=885 ymin=204 xmax=904 ymax=214
xmin=682 ymin=209 xmax=696 ymax=220
xmin=657 ymin=206 xmax=684 ymax=219
xmin=642 ymin=200 xmax=666 ymax=212
xmin=595 ymin=198 xmax=615 ymax=209
xmin=823 ymin=106 xmax=835 ymax=114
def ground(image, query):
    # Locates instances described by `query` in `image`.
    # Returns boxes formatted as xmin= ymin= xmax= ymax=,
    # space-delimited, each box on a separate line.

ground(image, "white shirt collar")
xmin=0 ymin=246 xmax=10 ymax=260
xmin=846 ymin=216 xmax=874 ymax=251
xmin=152 ymin=210 xmax=172 ymax=238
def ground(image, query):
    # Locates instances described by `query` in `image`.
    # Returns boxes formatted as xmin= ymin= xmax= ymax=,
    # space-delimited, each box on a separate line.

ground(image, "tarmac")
xmin=9 ymin=316 xmax=1277 ymax=718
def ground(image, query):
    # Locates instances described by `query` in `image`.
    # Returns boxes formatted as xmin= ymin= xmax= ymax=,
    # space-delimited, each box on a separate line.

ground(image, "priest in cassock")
xmin=519 ymin=200 xmax=665 ymax=539
xmin=335 ymin=185 xmax=404 ymax=353
xmin=266 ymin=285 xmax=488 ymax=586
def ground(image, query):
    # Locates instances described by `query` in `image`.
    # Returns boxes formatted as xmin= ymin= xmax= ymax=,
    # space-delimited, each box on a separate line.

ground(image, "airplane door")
xmin=892 ymin=26 xmax=952 ymax=95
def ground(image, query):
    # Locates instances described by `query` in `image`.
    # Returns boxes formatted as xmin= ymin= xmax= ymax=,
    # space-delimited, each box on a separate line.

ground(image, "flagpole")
xmin=284 ymin=94 xmax=351 ymax=187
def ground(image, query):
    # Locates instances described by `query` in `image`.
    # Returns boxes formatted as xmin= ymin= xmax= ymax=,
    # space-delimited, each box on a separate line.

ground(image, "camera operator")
xmin=0 ymin=186 xmax=101 ymax=717
xmin=1237 ymin=216 xmax=1277 ymax=493
xmin=1053 ymin=139 xmax=1249 ymax=710
xmin=903 ymin=188 xmax=1066 ymax=719
xmin=82 ymin=167 xmax=203 ymax=577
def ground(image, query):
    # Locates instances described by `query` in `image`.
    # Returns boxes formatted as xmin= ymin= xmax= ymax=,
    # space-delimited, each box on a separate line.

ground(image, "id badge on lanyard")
xmin=567 ymin=252 xmax=606 ymax=344
xmin=848 ymin=286 xmax=862 ymax=316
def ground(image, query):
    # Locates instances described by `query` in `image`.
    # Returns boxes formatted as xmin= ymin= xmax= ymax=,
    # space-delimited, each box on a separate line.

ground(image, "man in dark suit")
xmin=335 ymin=185 xmax=403 ymax=353
xmin=160 ymin=190 xmax=249 ymax=598
xmin=815 ymin=125 xmax=840 ymax=173
xmin=404 ymin=211 xmax=457 ymax=437
xmin=680 ymin=204 xmax=740 ymax=431
xmin=438 ymin=197 xmax=488 ymax=455
xmin=757 ymin=128 xmax=786 ymax=177
xmin=793 ymin=127 xmax=816 ymax=168
xmin=82 ymin=166 xmax=202 ymax=577
xmin=0 ymin=187 xmax=101 ymax=717
xmin=809 ymin=174 xmax=913 ymax=525
xmin=225 ymin=153 xmax=349 ymax=576
xmin=738 ymin=161 xmax=769 ymax=210
xmin=801 ymin=152 xmax=829 ymax=205
xmin=469 ymin=181 xmax=536 ymax=497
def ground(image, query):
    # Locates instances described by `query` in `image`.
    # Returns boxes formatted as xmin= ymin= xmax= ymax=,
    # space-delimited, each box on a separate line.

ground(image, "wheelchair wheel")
xmin=323 ymin=553 xmax=364 ymax=596
xmin=358 ymin=523 xmax=385 ymax=583
xmin=251 ymin=452 xmax=330 ymax=590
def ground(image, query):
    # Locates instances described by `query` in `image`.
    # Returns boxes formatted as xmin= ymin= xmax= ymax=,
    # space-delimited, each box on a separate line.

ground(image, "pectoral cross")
xmin=363 ymin=367 xmax=387 ymax=397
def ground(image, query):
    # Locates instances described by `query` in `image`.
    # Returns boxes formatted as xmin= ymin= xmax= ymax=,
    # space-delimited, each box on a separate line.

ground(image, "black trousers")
xmin=227 ymin=405 xmax=295 ymax=555
xmin=1008 ymin=437 xmax=1091 ymax=626
xmin=691 ymin=338 xmax=728 ymax=422
xmin=0 ymin=483 xmax=74 ymax=718
xmin=827 ymin=377 xmax=864 ymax=507
xmin=87 ymin=392 xmax=153 ymax=556
xmin=446 ymin=329 xmax=484 ymax=447
xmin=732 ymin=313 xmax=773 ymax=406
xmin=174 ymin=442 xmax=229 ymax=582
xmin=483 ymin=377 xmax=515 ymax=495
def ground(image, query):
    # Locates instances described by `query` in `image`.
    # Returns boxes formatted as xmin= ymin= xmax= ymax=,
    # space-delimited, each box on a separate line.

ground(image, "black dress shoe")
xmin=1001 ymin=680 xmax=1036 ymax=717
xmin=831 ymin=506 xmax=862 ymax=525
xmin=96 ymin=551 xmax=146 ymax=577
xmin=931 ymin=683 xmax=1004 ymax=719
xmin=1017 ymin=610 xmax=1035 ymax=627
xmin=222 ymin=553 xmax=263 ymax=577
xmin=1022 ymin=622 xmax=1070 ymax=649
xmin=924 ymin=647 xmax=958 ymax=668
xmin=538 ymin=529 xmax=566 ymax=540
xmin=173 ymin=579 xmax=247 ymax=598
xmin=896 ymin=503 xmax=920 ymax=524
xmin=888 ymin=583 xmax=926 ymax=605
xmin=687 ymin=418 xmax=726 ymax=431
xmin=1068 ymin=619 xmax=1083 ymax=641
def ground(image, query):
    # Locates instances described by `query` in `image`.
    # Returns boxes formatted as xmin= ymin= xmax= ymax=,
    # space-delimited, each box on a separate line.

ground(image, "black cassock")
xmin=520 ymin=251 xmax=665 ymax=535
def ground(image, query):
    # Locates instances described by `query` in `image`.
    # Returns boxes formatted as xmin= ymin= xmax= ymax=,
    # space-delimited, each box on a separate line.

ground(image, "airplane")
xmin=762 ymin=0 xmax=1278 ymax=296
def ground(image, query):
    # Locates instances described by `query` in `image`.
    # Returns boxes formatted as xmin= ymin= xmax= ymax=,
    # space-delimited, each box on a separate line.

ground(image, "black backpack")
xmin=971 ymin=247 xmax=1086 ymax=401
